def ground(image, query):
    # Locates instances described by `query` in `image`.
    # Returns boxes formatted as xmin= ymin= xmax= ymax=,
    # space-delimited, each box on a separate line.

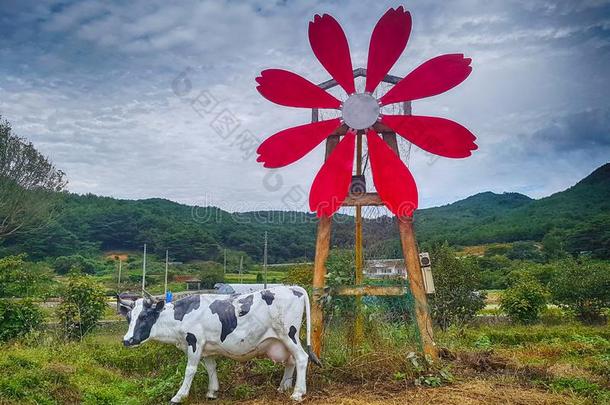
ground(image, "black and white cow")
xmin=118 ymin=286 xmax=320 ymax=403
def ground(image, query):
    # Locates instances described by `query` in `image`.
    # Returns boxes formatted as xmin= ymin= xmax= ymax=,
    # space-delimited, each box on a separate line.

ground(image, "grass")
xmin=0 ymin=318 xmax=608 ymax=404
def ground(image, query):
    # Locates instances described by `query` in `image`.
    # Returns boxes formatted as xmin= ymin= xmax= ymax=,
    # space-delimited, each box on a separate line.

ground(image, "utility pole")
xmin=117 ymin=258 xmax=122 ymax=292
xmin=239 ymin=255 xmax=243 ymax=284
xmin=142 ymin=244 xmax=147 ymax=293
xmin=223 ymin=249 xmax=227 ymax=277
xmin=164 ymin=249 xmax=169 ymax=296
xmin=263 ymin=231 xmax=268 ymax=288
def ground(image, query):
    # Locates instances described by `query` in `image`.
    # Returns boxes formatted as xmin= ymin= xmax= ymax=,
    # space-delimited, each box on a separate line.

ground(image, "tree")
xmin=550 ymin=258 xmax=610 ymax=323
xmin=56 ymin=273 xmax=107 ymax=340
xmin=0 ymin=117 xmax=66 ymax=239
xmin=0 ymin=254 xmax=54 ymax=298
xmin=542 ymin=229 xmax=567 ymax=260
xmin=429 ymin=243 xmax=486 ymax=330
xmin=500 ymin=278 xmax=548 ymax=324
xmin=506 ymin=241 xmax=544 ymax=262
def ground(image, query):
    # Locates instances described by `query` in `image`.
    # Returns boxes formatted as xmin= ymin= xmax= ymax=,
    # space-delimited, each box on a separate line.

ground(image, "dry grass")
xmin=204 ymin=378 xmax=581 ymax=405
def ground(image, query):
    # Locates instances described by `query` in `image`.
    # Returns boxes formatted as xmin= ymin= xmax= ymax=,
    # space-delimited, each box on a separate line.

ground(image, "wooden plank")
xmin=397 ymin=216 xmax=438 ymax=359
xmin=342 ymin=192 xmax=383 ymax=206
xmin=335 ymin=285 xmax=409 ymax=296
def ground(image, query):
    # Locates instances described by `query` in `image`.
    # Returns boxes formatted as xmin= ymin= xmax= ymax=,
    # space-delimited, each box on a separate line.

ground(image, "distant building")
xmin=174 ymin=275 xmax=202 ymax=291
xmin=364 ymin=259 xmax=406 ymax=279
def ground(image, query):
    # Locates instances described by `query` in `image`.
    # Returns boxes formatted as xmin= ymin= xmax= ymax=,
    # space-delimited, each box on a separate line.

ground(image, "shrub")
xmin=500 ymin=278 xmax=547 ymax=324
xmin=0 ymin=299 xmax=44 ymax=342
xmin=429 ymin=243 xmax=486 ymax=330
xmin=56 ymin=273 xmax=107 ymax=340
xmin=53 ymin=255 xmax=97 ymax=275
xmin=550 ymin=258 xmax=610 ymax=323
xmin=0 ymin=254 xmax=53 ymax=298
xmin=188 ymin=261 xmax=224 ymax=289
xmin=506 ymin=241 xmax=544 ymax=262
xmin=324 ymin=249 xmax=355 ymax=318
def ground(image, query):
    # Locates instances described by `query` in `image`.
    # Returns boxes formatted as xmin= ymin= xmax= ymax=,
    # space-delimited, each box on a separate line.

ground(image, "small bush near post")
xmin=429 ymin=243 xmax=486 ymax=330
xmin=550 ymin=258 xmax=610 ymax=324
xmin=500 ymin=279 xmax=548 ymax=324
xmin=0 ymin=299 xmax=44 ymax=343
xmin=56 ymin=273 xmax=107 ymax=341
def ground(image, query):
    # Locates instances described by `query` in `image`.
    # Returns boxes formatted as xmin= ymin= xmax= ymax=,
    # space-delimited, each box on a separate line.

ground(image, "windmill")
xmin=255 ymin=6 xmax=477 ymax=358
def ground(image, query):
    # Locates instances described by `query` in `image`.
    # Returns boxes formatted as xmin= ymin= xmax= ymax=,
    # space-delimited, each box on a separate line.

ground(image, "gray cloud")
xmin=0 ymin=0 xmax=609 ymax=212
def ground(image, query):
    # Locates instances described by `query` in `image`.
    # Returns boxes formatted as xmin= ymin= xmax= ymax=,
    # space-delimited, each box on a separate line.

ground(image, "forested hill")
xmin=1 ymin=163 xmax=608 ymax=262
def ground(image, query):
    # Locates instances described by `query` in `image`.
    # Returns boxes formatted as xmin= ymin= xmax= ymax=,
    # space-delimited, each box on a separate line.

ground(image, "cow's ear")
xmin=155 ymin=300 xmax=165 ymax=312
xmin=119 ymin=304 xmax=130 ymax=317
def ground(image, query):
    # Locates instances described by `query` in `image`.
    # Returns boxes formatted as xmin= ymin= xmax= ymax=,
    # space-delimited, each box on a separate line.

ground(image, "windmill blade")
xmin=256 ymin=69 xmax=341 ymax=109
xmin=309 ymin=133 xmax=356 ymax=217
xmin=380 ymin=54 xmax=472 ymax=105
xmin=256 ymin=118 xmax=341 ymax=168
xmin=366 ymin=129 xmax=417 ymax=217
xmin=309 ymin=14 xmax=355 ymax=94
xmin=365 ymin=6 xmax=412 ymax=93
xmin=381 ymin=115 xmax=477 ymax=158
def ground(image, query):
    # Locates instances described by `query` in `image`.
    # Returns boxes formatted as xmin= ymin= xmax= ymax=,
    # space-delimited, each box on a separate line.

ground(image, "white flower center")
xmin=341 ymin=93 xmax=380 ymax=130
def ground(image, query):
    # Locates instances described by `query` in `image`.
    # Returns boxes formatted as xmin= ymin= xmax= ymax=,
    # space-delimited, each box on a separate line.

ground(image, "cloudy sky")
xmin=1 ymin=0 xmax=609 ymax=214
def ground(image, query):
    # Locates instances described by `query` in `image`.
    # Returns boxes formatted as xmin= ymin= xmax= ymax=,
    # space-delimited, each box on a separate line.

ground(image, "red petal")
xmin=256 ymin=69 xmax=341 ymax=109
xmin=366 ymin=130 xmax=417 ymax=217
xmin=309 ymin=133 xmax=355 ymax=217
xmin=256 ymin=119 xmax=341 ymax=168
xmin=380 ymin=54 xmax=472 ymax=105
xmin=309 ymin=14 xmax=355 ymax=94
xmin=381 ymin=115 xmax=477 ymax=158
xmin=365 ymin=7 xmax=412 ymax=93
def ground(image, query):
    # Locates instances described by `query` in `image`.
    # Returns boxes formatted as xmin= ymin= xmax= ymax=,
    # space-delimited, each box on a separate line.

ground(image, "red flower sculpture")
xmin=256 ymin=6 xmax=477 ymax=218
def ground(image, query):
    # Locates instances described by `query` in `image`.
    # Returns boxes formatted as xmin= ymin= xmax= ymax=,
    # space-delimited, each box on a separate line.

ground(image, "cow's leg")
xmin=280 ymin=338 xmax=308 ymax=401
xmin=170 ymin=351 xmax=202 ymax=404
xmin=278 ymin=356 xmax=295 ymax=392
xmin=202 ymin=357 xmax=219 ymax=399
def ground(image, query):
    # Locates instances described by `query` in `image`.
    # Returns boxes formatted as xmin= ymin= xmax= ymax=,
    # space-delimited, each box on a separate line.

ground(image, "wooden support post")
xmin=311 ymin=134 xmax=339 ymax=357
xmin=397 ymin=216 xmax=437 ymax=359
xmin=312 ymin=214 xmax=331 ymax=357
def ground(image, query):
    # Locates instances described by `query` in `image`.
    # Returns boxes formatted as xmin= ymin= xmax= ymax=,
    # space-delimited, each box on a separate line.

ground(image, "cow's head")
xmin=119 ymin=293 xmax=165 ymax=347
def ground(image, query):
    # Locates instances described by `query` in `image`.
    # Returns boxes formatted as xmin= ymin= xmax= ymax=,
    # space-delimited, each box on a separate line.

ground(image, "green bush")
xmin=53 ymin=255 xmax=98 ymax=275
xmin=500 ymin=278 xmax=547 ymax=324
xmin=0 ymin=299 xmax=44 ymax=342
xmin=550 ymin=258 xmax=610 ymax=323
xmin=429 ymin=243 xmax=486 ymax=330
xmin=0 ymin=254 xmax=53 ymax=298
xmin=56 ymin=273 xmax=107 ymax=340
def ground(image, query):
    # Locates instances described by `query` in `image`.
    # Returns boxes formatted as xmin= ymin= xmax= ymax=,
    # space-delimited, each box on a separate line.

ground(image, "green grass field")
xmin=1 ymin=318 xmax=608 ymax=404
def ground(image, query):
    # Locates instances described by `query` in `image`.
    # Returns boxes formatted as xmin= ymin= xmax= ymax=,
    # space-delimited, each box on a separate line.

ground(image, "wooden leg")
xmin=312 ymin=215 xmax=332 ymax=357
xmin=397 ymin=216 xmax=437 ymax=360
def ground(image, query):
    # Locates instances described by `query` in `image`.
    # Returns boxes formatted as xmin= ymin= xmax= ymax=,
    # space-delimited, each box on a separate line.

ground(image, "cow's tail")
xmin=295 ymin=286 xmax=322 ymax=367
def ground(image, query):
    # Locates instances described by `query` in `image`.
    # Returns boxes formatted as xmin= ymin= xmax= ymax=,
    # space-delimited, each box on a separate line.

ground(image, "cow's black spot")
xmin=173 ymin=295 xmax=201 ymax=321
xmin=291 ymin=288 xmax=303 ymax=297
xmin=186 ymin=333 xmax=197 ymax=353
xmin=209 ymin=299 xmax=237 ymax=342
xmin=288 ymin=325 xmax=297 ymax=344
xmin=131 ymin=301 xmax=164 ymax=344
xmin=238 ymin=294 xmax=253 ymax=317
xmin=260 ymin=290 xmax=275 ymax=305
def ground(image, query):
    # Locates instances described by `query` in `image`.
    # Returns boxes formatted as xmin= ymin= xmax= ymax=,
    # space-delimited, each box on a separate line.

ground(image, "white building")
xmin=364 ymin=259 xmax=406 ymax=279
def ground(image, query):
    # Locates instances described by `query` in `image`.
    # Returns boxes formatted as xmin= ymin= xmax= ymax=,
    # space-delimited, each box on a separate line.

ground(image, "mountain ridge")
xmin=1 ymin=163 xmax=608 ymax=261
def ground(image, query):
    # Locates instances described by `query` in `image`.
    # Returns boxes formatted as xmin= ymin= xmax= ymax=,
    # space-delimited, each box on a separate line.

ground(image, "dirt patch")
xmin=207 ymin=379 xmax=580 ymax=404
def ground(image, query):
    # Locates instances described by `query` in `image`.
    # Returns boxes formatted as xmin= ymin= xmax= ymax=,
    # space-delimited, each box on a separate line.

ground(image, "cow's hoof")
xmin=290 ymin=392 xmax=304 ymax=402
xmin=206 ymin=391 xmax=218 ymax=400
